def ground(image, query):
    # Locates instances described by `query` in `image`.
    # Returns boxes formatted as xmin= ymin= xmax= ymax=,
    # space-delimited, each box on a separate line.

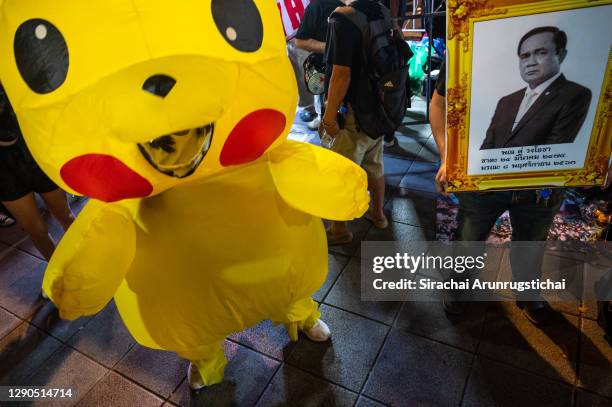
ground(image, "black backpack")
xmin=333 ymin=2 xmax=412 ymax=139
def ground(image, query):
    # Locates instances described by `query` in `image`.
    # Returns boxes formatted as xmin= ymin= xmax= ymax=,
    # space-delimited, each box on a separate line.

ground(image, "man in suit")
xmin=481 ymin=26 xmax=591 ymax=150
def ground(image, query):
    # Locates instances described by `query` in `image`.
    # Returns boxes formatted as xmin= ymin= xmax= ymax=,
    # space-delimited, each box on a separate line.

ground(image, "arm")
xmin=43 ymin=201 xmax=136 ymax=320
xmin=390 ymin=0 xmax=401 ymax=33
xmin=269 ymin=141 xmax=369 ymax=220
xmin=545 ymin=87 xmax=592 ymax=144
xmin=321 ymin=64 xmax=351 ymax=136
xmin=604 ymin=160 xmax=612 ymax=190
xmin=430 ymin=89 xmax=446 ymax=164
xmin=429 ymin=89 xmax=447 ymax=194
xmin=294 ymin=38 xmax=326 ymax=54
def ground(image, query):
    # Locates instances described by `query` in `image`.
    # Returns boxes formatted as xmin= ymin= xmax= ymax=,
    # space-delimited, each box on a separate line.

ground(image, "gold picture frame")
xmin=446 ymin=0 xmax=612 ymax=191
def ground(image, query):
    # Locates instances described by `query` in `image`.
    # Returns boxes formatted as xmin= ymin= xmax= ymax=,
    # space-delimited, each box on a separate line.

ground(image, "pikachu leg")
xmin=283 ymin=297 xmax=322 ymax=342
xmin=178 ymin=341 xmax=228 ymax=389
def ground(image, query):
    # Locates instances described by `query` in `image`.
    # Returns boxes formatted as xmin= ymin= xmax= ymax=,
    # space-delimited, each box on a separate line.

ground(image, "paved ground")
xmin=1 ymin=99 xmax=610 ymax=406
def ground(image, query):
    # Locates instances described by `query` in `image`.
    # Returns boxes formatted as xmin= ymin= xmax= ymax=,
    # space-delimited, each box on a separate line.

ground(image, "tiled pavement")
xmin=1 ymin=100 xmax=611 ymax=406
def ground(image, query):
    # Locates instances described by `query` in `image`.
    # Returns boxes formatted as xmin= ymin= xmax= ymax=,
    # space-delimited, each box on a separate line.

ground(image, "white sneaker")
xmin=307 ymin=117 xmax=321 ymax=131
xmin=188 ymin=363 xmax=205 ymax=390
xmin=302 ymin=319 xmax=331 ymax=342
xmin=383 ymin=137 xmax=396 ymax=148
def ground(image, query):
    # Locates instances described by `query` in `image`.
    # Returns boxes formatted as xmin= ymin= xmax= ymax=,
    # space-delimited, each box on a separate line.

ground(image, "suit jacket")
xmin=480 ymin=75 xmax=592 ymax=150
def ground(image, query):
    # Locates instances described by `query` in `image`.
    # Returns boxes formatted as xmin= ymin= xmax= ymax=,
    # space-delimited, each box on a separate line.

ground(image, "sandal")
xmin=325 ymin=229 xmax=353 ymax=245
xmin=363 ymin=211 xmax=389 ymax=229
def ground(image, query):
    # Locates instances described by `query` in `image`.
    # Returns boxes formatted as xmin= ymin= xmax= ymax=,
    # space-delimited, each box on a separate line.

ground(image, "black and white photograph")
xmin=467 ymin=4 xmax=611 ymax=176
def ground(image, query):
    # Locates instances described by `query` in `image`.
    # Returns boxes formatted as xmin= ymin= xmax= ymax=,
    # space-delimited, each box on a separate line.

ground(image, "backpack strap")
xmin=331 ymin=6 xmax=368 ymax=33
xmin=332 ymin=3 xmax=392 ymax=52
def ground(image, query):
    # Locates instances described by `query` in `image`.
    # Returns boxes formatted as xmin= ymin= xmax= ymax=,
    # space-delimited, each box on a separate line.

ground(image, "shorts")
xmin=0 ymin=137 xmax=58 ymax=202
xmin=331 ymin=107 xmax=384 ymax=178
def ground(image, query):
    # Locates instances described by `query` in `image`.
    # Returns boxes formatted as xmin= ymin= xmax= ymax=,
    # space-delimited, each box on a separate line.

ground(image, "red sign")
xmin=277 ymin=0 xmax=311 ymax=40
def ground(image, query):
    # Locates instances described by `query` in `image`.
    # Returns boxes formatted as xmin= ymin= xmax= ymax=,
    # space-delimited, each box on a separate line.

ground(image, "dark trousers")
xmin=456 ymin=190 xmax=563 ymax=299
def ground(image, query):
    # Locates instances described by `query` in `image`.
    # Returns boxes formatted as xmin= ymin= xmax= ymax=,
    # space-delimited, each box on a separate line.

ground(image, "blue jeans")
xmin=456 ymin=190 xmax=564 ymax=299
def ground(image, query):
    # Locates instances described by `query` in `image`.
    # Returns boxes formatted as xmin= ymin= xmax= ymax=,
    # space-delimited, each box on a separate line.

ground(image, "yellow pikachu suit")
xmin=0 ymin=0 xmax=369 ymax=386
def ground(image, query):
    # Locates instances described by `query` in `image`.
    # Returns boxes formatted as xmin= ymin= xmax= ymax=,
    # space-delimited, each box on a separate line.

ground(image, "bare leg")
xmin=40 ymin=189 xmax=75 ymax=231
xmin=368 ymin=175 xmax=386 ymax=220
xmin=2 ymin=194 xmax=55 ymax=261
xmin=330 ymin=220 xmax=349 ymax=235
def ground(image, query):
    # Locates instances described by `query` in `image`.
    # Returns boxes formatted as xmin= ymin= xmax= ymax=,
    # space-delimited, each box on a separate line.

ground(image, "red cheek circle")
xmin=220 ymin=109 xmax=286 ymax=166
xmin=60 ymin=154 xmax=153 ymax=202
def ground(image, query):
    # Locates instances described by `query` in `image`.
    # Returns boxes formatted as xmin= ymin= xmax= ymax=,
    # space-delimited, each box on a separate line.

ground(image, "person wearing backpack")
xmin=295 ymin=0 xmax=343 ymax=130
xmin=321 ymin=0 xmax=411 ymax=244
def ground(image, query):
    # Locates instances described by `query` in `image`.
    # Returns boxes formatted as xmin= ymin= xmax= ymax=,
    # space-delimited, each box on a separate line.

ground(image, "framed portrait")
xmin=446 ymin=0 xmax=612 ymax=192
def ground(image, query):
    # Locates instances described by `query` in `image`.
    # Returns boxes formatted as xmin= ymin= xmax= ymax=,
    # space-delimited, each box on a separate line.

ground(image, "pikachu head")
xmin=0 ymin=0 xmax=296 ymax=202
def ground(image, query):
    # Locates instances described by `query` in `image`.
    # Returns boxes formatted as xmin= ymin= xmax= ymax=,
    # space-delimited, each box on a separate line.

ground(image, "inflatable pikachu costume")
xmin=0 ymin=0 xmax=369 ymax=387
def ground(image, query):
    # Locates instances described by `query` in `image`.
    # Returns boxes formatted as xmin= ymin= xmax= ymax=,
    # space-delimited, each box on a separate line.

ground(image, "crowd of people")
xmin=289 ymin=0 xmax=610 ymax=330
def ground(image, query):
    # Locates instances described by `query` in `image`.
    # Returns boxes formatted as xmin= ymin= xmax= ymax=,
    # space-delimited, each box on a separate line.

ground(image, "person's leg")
xmin=330 ymin=220 xmax=350 ymax=238
xmin=362 ymin=136 xmax=388 ymax=228
xmin=307 ymin=94 xmax=323 ymax=130
xmin=368 ymin=175 xmax=386 ymax=220
xmin=508 ymin=190 xmax=563 ymax=323
xmin=288 ymin=43 xmax=315 ymax=117
xmin=443 ymin=192 xmax=509 ymax=313
xmin=40 ymin=188 xmax=75 ymax=231
xmin=326 ymin=110 xmax=366 ymax=244
xmin=2 ymin=194 xmax=55 ymax=260
xmin=455 ymin=192 xmax=509 ymax=241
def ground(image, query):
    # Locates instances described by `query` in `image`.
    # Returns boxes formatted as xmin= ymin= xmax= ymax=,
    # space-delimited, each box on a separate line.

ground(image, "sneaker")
xmin=442 ymin=293 xmax=466 ymax=315
xmin=307 ymin=117 xmax=321 ymax=131
xmin=0 ymin=212 xmax=15 ymax=228
xmin=383 ymin=137 xmax=396 ymax=148
xmin=326 ymin=229 xmax=353 ymax=245
xmin=0 ymin=130 xmax=17 ymax=147
xmin=302 ymin=319 xmax=331 ymax=342
xmin=516 ymin=300 xmax=553 ymax=326
xmin=442 ymin=285 xmax=472 ymax=315
xmin=299 ymin=110 xmax=316 ymax=122
xmin=188 ymin=363 xmax=205 ymax=390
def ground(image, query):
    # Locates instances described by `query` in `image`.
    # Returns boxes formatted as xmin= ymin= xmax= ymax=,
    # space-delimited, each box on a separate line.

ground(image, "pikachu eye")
xmin=14 ymin=19 xmax=68 ymax=94
xmin=211 ymin=0 xmax=263 ymax=52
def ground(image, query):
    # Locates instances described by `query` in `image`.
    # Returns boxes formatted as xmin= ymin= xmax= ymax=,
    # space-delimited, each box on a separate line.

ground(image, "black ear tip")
xmin=211 ymin=0 xmax=263 ymax=52
xmin=14 ymin=18 xmax=68 ymax=94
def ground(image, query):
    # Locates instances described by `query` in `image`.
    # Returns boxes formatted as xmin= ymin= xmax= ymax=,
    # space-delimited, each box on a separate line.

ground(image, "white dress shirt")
xmin=512 ymin=72 xmax=562 ymax=131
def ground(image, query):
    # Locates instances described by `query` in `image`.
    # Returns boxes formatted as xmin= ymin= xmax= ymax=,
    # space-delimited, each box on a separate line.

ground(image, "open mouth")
xmin=138 ymin=124 xmax=214 ymax=178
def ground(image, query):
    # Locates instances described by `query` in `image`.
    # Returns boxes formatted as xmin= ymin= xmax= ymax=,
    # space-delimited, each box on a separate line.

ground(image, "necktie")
xmin=512 ymin=90 xmax=538 ymax=131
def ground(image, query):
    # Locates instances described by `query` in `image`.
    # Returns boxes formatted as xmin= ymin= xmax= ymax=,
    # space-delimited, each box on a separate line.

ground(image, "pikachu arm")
xmin=268 ymin=140 xmax=369 ymax=220
xmin=42 ymin=200 xmax=136 ymax=320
